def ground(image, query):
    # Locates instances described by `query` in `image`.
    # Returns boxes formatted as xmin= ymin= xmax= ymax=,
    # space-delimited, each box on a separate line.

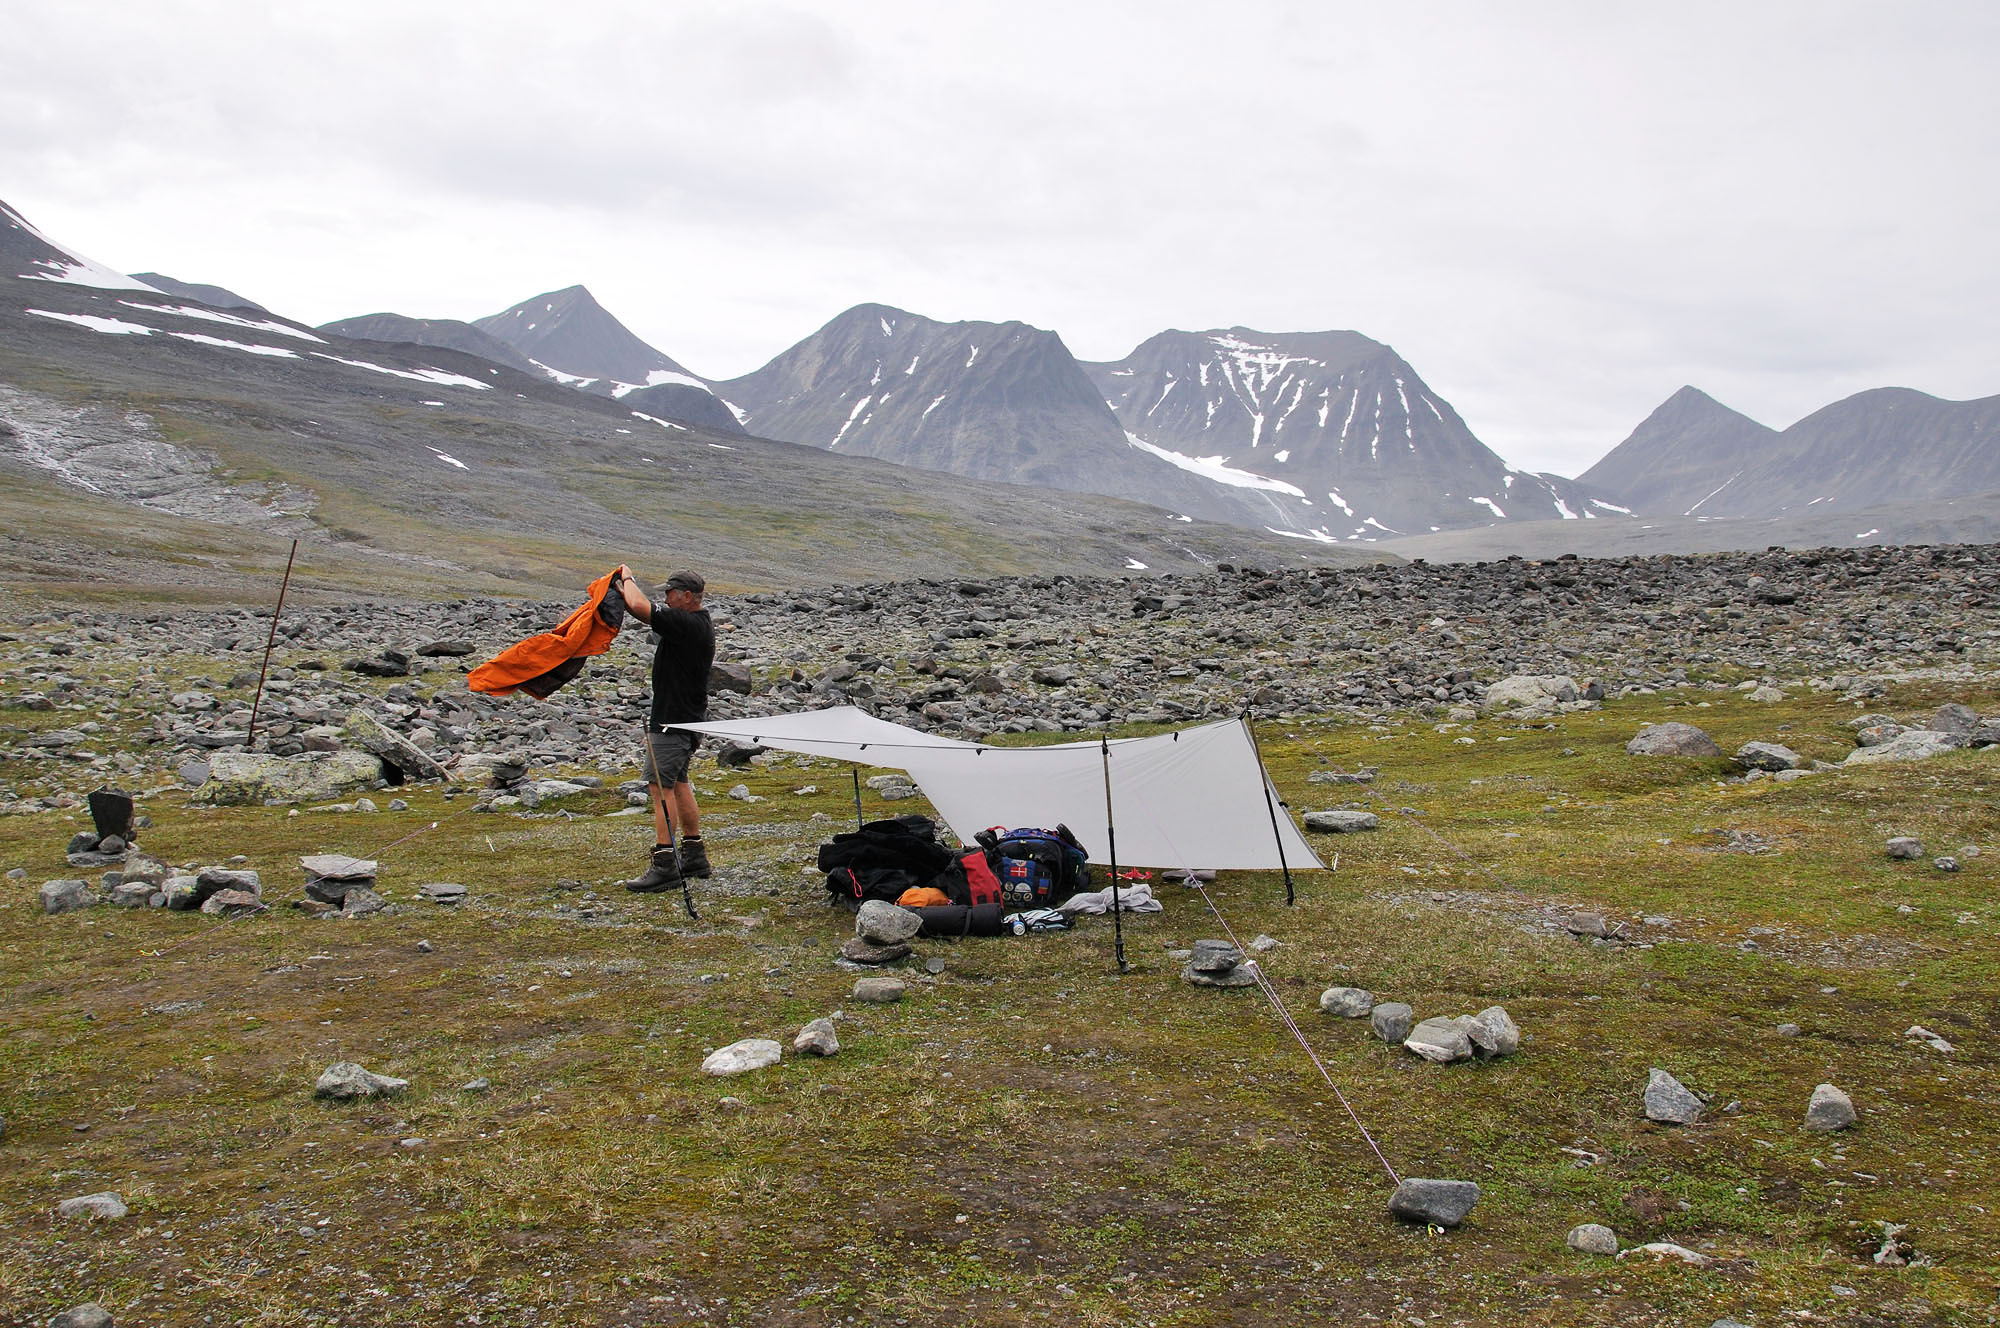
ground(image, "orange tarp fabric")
xmin=896 ymin=886 xmax=952 ymax=908
xmin=467 ymin=570 xmax=625 ymax=698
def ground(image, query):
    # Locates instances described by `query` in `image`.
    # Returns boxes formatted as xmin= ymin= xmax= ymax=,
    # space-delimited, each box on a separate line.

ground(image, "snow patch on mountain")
xmin=172 ymin=332 xmax=300 ymax=358
xmin=119 ymin=301 xmax=325 ymax=343
xmin=27 ymin=309 xmax=153 ymax=336
xmin=311 ymin=353 xmax=491 ymax=389
xmin=1123 ymin=432 xmax=1305 ymax=497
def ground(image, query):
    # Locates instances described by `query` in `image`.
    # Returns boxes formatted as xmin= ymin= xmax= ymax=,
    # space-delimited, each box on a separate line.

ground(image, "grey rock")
xmin=462 ymin=1077 xmax=490 ymax=1093
xmin=1805 ymin=1082 xmax=1856 ymax=1132
xmin=1736 ymin=740 xmax=1802 ymax=771
xmin=1885 ymin=837 xmax=1924 ymax=860
xmin=1189 ymin=939 xmax=1245 ymax=972
xmin=855 ymin=899 xmax=922 ymax=946
xmin=1405 ymin=1016 xmax=1473 ymax=1063
xmin=301 ymin=853 xmax=377 ymax=880
xmin=1931 ymin=701 xmax=1981 ymax=734
xmin=1844 ymin=729 xmax=1968 ymax=766
xmin=1304 ymin=809 xmax=1379 ymax=833
xmin=49 ymin=1304 xmax=115 ymax=1328
xmin=1564 ymin=911 xmax=1610 ymax=938
xmin=840 ymin=936 xmax=912 ymax=965
xmin=1480 ymin=674 xmax=1577 ymax=715
xmin=1853 ymin=722 xmax=1905 ymax=747
xmin=340 ymin=887 xmax=388 ymax=918
xmin=852 ymin=976 xmax=907 ymax=1004
xmin=314 ymin=1061 xmax=409 ymax=1100
xmin=417 ymin=881 xmax=468 ymax=903
xmin=1468 ymin=1005 xmax=1521 ymax=1059
xmin=1618 ymin=1241 xmax=1712 ymax=1266
xmin=1370 ymin=1001 xmax=1414 ymax=1043
xmin=109 ymin=880 xmax=154 ymax=908
xmin=199 ymin=888 xmax=267 ymax=918
xmin=1388 ymin=1177 xmax=1479 ymax=1227
xmin=190 ymin=749 xmax=382 ymax=806
xmin=701 ymin=1038 xmax=782 ymax=1076
xmin=39 ymin=878 xmax=93 ymax=914
xmin=1625 ymin=722 xmax=1723 ymax=757
xmin=57 ymin=1192 xmax=128 ymax=1220
xmin=1643 ymin=1067 xmax=1705 ymax=1124
xmin=794 ymin=1017 xmax=840 ymax=1056
xmin=1566 ymin=1222 xmax=1619 ymax=1255
xmin=1318 ymin=986 xmax=1375 ymax=1017
xmin=1182 ymin=961 xmax=1259 ymax=988
xmin=1934 ymin=856 xmax=1960 ymax=872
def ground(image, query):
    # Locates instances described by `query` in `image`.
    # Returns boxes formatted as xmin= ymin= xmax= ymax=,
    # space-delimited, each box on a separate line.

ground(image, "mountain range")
xmin=1580 ymin=383 xmax=2000 ymax=519
xmin=5 ymin=192 xmax=1996 ymax=569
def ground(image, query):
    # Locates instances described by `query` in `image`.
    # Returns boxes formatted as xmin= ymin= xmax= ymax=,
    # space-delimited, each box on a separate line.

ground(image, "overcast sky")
xmin=6 ymin=1 xmax=1996 ymax=475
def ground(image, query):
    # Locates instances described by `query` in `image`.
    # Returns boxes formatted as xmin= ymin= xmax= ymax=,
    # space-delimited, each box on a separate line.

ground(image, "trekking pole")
xmin=642 ymin=725 xmax=697 ymax=920
xmin=244 ymin=539 xmax=299 ymax=748
xmin=1243 ymin=712 xmax=1296 ymax=906
xmin=1100 ymin=735 xmax=1128 ymax=973
xmin=851 ymin=767 xmax=864 ymax=831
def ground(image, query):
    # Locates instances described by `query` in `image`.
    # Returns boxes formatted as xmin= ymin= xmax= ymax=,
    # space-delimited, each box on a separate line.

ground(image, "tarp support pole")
xmin=1243 ymin=713 xmax=1296 ymax=906
xmin=245 ymin=538 xmax=299 ymax=748
xmin=1100 ymin=735 xmax=1127 ymax=973
xmin=850 ymin=767 xmax=864 ymax=831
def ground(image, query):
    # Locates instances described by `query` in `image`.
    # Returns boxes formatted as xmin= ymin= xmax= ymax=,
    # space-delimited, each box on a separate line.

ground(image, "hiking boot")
xmin=678 ymin=834 xmax=712 ymax=879
xmin=625 ymin=844 xmax=683 ymax=893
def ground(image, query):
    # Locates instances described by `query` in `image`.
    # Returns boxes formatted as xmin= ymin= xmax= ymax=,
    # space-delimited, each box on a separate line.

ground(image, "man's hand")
xmin=616 ymin=566 xmax=652 ymax=621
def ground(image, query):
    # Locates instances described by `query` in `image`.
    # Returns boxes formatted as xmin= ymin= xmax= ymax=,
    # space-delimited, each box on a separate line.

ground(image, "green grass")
xmin=2 ymin=669 xmax=1997 ymax=1326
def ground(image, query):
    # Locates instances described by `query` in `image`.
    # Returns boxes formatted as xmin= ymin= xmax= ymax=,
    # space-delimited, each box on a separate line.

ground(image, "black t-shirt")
xmin=647 ymin=603 xmax=715 ymax=729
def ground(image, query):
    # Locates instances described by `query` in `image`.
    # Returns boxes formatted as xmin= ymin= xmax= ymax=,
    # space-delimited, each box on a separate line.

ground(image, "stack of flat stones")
xmin=166 ymin=866 xmax=266 ymax=917
xmin=299 ymin=854 xmax=385 ymax=918
xmin=1182 ymin=939 xmax=1258 ymax=987
xmin=844 ymin=899 xmax=919 ymax=965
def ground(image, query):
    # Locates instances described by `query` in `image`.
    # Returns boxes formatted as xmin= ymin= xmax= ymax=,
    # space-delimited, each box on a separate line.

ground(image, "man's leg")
xmin=671 ymin=780 xmax=710 ymax=877
xmin=627 ymin=733 xmax=685 ymax=893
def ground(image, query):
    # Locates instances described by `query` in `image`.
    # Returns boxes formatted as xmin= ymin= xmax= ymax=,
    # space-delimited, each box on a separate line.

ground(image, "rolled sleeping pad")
xmin=912 ymin=902 xmax=1006 ymax=938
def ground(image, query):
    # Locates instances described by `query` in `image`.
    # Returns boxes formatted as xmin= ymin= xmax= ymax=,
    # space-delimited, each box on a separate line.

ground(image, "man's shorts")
xmin=643 ymin=728 xmax=697 ymax=787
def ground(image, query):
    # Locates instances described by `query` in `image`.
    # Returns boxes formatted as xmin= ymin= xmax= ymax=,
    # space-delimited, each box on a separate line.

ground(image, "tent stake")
xmin=850 ymin=767 xmax=864 ymax=831
xmin=1100 ymin=735 xmax=1127 ymax=973
xmin=244 ymin=538 xmax=299 ymax=748
xmin=1243 ymin=712 xmax=1296 ymax=906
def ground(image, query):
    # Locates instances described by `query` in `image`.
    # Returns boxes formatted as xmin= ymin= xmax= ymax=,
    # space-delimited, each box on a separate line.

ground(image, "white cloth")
xmin=670 ymin=707 xmax=1324 ymax=872
xmin=1057 ymin=881 xmax=1164 ymax=915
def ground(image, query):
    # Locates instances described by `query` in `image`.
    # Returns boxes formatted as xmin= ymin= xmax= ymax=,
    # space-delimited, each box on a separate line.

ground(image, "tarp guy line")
xmin=1130 ymin=796 xmax=1403 ymax=1189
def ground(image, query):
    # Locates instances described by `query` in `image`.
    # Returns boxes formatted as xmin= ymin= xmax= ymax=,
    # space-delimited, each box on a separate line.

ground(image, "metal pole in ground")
xmin=1242 ymin=712 xmax=1296 ymax=906
xmin=1100 ymin=735 xmax=1127 ymax=973
xmin=245 ymin=539 xmax=300 ymax=748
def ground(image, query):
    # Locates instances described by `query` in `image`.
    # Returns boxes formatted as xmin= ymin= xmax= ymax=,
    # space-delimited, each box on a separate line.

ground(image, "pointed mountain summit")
xmin=471 ymin=285 xmax=742 ymax=433
xmin=1577 ymin=386 xmax=1779 ymax=515
xmin=474 ymin=285 xmax=697 ymax=387
xmin=2 ymin=197 xmax=159 ymax=293
xmin=131 ymin=273 xmax=267 ymax=314
xmin=1085 ymin=328 xmax=1615 ymax=539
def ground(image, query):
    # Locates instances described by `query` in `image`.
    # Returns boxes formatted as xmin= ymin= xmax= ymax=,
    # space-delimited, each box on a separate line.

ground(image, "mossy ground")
xmin=2 ymin=676 xmax=1997 ymax=1327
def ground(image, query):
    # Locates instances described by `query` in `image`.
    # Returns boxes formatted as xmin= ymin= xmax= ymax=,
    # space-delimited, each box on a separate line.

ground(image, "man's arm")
xmin=615 ymin=565 xmax=652 ymax=622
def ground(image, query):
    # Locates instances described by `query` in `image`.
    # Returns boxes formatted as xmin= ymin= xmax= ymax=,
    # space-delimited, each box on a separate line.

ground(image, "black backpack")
xmin=818 ymin=815 xmax=957 ymax=906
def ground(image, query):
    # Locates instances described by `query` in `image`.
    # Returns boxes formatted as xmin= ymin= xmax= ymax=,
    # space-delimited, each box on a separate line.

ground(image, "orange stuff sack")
xmin=896 ymin=886 xmax=952 ymax=909
xmin=468 ymin=570 xmax=626 ymax=699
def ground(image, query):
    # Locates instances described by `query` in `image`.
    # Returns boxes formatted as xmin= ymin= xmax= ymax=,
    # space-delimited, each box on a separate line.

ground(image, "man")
xmin=616 ymin=566 xmax=715 ymax=893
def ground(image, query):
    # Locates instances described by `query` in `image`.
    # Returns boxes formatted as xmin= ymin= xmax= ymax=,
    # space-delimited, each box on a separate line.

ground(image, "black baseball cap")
xmin=665 ymin=570 xmax=705 ymax=594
